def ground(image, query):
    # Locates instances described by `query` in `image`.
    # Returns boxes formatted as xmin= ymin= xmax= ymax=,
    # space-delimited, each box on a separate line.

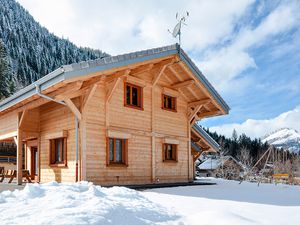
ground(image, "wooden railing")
xmin=0 ymin=156 xmax=17 ymax=163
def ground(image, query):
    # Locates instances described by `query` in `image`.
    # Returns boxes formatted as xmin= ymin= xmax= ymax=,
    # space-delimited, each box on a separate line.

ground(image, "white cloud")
xmin=210 ymin=106 xmax=300 ymax=139
xmin=18 ymin=0 xmax=300 ymax=95
xmin=198 ymin=0 xmax=300 ymax=93
xmin=16 ymin=0 xmax=253 ymax=54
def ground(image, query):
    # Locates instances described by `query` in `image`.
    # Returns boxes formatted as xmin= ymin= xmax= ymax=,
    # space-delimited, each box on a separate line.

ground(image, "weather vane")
xmin=168 ymin=12 xmax=189 ymax=46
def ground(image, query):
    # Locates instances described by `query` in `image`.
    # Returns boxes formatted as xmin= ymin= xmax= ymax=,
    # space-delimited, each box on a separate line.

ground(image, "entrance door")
xmin=30 ymin=147 xmax=38 ymax=180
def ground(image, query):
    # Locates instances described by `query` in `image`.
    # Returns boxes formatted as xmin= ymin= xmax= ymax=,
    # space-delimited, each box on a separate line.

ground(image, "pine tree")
xmin=0 ymin=0 xmax=108 ymax=96
xmin=0 ymin=39 xmax=11 ymax=99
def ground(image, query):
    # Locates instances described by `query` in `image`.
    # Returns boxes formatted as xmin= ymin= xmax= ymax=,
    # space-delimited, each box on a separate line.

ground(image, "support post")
xmin=17 ymin=129 xmax=23 ymax=185
xmin=75 ymin=117 xmax=79 ymax=182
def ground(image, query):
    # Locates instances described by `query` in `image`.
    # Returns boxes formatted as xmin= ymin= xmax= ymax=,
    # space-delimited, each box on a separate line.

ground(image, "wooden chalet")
xmin=0 ymin=44 xmax=229 ymax=185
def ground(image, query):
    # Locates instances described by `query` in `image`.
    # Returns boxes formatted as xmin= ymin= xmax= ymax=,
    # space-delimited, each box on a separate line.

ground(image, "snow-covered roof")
xmin=0 ymin=44 xmax=230 ymax=114
xmin=198 ymin=156 xmax=243 ymax=170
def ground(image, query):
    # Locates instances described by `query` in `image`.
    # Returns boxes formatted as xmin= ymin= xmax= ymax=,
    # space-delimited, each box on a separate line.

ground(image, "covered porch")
xmin=0 ymin=109 xmax=40 ymax=185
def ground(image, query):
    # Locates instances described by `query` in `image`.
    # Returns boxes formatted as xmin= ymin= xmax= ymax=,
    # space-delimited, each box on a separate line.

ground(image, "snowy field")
xmin=0 ymin=179 xmax=299 ymax=225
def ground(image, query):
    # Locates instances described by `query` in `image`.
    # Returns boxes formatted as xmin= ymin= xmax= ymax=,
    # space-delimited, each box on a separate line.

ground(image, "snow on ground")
xmin=144 ymin=178 xmax=300 ymax=225
xmin=0 ymin=179 xmax=300 ymax=225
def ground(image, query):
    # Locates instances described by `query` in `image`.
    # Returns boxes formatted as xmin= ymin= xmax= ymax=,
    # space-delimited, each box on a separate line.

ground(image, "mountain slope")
xmin=262 ymin=128 xmax=300 ymax=153
xmin=0 ymin=0 xmax=108 ymax=97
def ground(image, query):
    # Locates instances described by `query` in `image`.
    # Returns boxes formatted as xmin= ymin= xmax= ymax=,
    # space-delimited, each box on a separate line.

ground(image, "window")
xmin=162 ymin=144 xmax=178 ymax=162
xmin=107 ymin=138 xmax=128 ymax=166
xmin=49 ymin=138 xmax=67 ymax=166
xmin=162 ymin=94 xmax=177 ymax=111
xmin=125 ymin=82 xmax=143 ymax=109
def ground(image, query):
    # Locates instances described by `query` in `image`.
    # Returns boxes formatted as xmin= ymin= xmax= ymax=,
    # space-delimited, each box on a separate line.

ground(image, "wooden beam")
xmin=131 ymin=63 xmax=154 ymax=76
xmin=178 ymin=61 xmax=224 ymax=114
xmin=64 ymin=99 xmax=82 ymax=120
xmin=0 ymin=131 xmax=18 ymax=141
xmin=198 ymin=110 xmax=221 ymax=119
xmin=189 ymin=105 xmax=202 ymax=123
xmin=18 ymin=110 xmax=28 ymax=129
xmin=152 ymin=63 xmax=173 ymax=86
xmin=168 ymin=65 xmax=183 ymax=81
xmin=106 ymin=70 xmax=130 ymax=103
xmin=171 ymin=79 xmax=194 ymax=89
xmin=125 ymin=75 xmax=146 ymax=87
xmin=82 ymin=84 xmax=98 ymax=110
xmin=188 ymin=99 xmax=211 ymax=108
xmin=168 ymin=65 xmax=199 ymax=99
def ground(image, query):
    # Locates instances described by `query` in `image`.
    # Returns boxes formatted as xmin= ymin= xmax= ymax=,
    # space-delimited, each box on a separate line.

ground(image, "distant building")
xmin=197 ymin=155 xmax=245 ymax=180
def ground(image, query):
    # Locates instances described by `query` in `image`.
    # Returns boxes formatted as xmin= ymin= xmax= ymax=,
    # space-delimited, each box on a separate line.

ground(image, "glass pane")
xmin=34 ymin=151 xmax=38 ymax=175
xmin=132 ymin=87 xmax=138 ymax=106
xmin=116 ymin=139 xmax=123 ymax=162
xmin=61 ymin=140 xmax=64 ymax=162
xmin=55 ymin=139 xmax=61 ymax=162
xmin=126 ymin=85 xmax=131 ymax=105
xmin=167 ymin=97 xmax=173 ymax=109
xmin=166 ymin=144 xmax=173 ymax=160
xmin=109 ymin=138 xmax=114 ymax=161
xmin=163 ymin=96 xmax=167 ymax=108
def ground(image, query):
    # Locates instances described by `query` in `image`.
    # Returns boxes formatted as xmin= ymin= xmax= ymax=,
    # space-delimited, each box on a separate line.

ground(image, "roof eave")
xmin=192 ymin=124 xmax=220 ymax=152
xmin=178 ymin=45 xmax=230 ymax=114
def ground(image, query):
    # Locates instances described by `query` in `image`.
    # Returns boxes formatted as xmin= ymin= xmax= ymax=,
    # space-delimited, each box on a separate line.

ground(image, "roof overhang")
xmin=192 ymin=124 xmax=220 ymax=153
xmin=0 ymin=44 xmax=229 ymax=115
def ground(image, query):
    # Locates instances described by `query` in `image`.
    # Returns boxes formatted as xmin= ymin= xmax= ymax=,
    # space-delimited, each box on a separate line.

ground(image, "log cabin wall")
xmin=0 ymin=112 xmax=18 ymax=137
xmin=39 ymin=101 xmax=77 ymax=183
xmin=83 ymin=69 xmax=191 ymax=185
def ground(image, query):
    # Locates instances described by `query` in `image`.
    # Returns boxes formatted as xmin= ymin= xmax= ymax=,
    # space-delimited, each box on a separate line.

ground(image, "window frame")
xmin=106 ymin=137 xmax=128 ymax=166
xmin=49 ymin=137 xmax=67 ymax=167
xmin=161 ymin=94 xmax=177 ymax=112
xmin=162 ymin=143 xmax=178 ymax=162
xmin=124 ymin=82 xmax=143 ymax=110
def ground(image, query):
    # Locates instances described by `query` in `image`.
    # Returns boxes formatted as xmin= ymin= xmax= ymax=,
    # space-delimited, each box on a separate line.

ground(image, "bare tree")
xmin=237 ymin=147 xmax=253 ymax=171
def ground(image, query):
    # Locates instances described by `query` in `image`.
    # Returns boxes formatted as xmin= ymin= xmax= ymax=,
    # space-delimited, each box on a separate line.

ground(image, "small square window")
xmin=162 ymin=94 xmax=176 ymax=111
xmin=107 ymin=138 xmax=128 ymax=166
xmin=162 ymin=143 xmax=177 ymax=162
xmin=125 ymin=83 xmax=143 ymax=109
xmin=49 ymin=138 xmax=67 ymax=167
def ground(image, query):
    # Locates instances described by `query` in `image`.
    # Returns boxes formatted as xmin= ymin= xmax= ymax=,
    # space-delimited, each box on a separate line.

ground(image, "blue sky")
xmin=17 ymin=0 xmax=300 ymax=138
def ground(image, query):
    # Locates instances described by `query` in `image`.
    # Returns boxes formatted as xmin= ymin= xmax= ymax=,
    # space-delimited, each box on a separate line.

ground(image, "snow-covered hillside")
xmin=262 ymin=128 xmax=300 ymax=153
xmin=0 ymin=180 xmax=300 ymax=225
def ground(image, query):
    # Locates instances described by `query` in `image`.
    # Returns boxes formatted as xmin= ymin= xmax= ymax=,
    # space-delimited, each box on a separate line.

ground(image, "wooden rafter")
xmin=198 ymin=109 xmax=221 ymax=119
xmin=171 ymin=79 xmax=194 ymax=89
xmin=188 ymin=99 xmax=211 ymax=108
xmin=168 ymin=65 xmax=198 ymax=99
xmin=106 ymin=70 xmax=130 ymax=103
xmin=64 ymin=98 xmax=82 ymax=120
xmin=82 ymin=84 xmax=98 ymax=110
xmin=168 ymin=65 xmax=183 ymax=81
xmin=131 ymin=63 xmax=154 ymax=76
xmin=152 ymin=62 xmax=173 ymax=86
xmin=177 ymin=61 xmax=224 ymax=114
xmin=193 ymin=152 xmax=202 ymax=162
